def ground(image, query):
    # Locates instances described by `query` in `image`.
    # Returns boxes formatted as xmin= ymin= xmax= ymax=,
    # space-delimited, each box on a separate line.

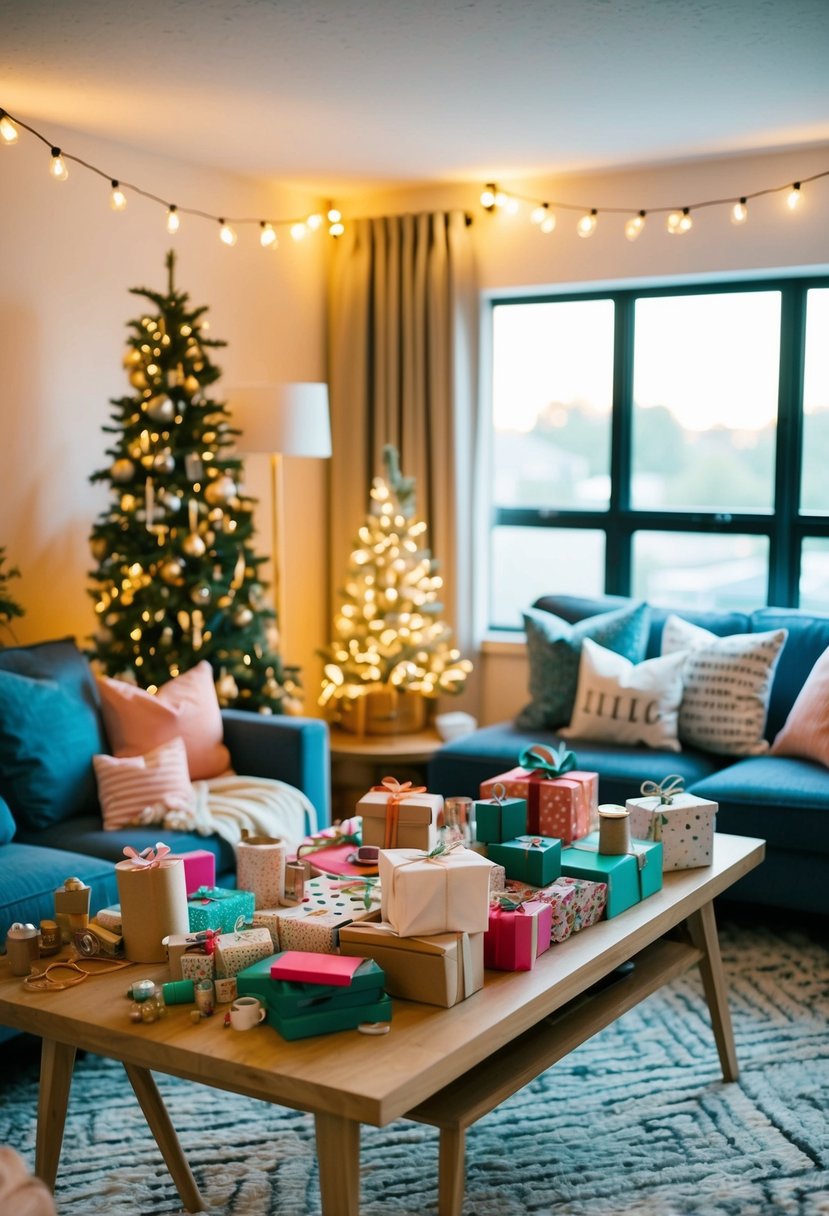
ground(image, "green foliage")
xmin=0 ymin=547 xmax=24 ymax=643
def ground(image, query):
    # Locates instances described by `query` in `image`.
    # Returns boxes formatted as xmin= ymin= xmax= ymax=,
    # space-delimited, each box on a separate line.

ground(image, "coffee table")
xmin=0 ymin=833 xmax=764 ymax=1216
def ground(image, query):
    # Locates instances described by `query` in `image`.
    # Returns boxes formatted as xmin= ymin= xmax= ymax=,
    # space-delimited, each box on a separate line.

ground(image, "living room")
xmin=1 ymin=3 xmax=828 ymax=1214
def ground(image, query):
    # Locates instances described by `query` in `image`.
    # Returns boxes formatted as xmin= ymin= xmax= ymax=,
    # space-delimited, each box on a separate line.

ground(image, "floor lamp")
xmin=226 ymin=383 xmax=332 ymax=656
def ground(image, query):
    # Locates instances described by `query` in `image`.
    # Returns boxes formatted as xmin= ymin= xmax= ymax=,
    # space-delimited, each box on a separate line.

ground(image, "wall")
xmin=0 ymin=123 xmax=329 ymax=708
xmin=341 ymin=145 xmax=829 ymax=726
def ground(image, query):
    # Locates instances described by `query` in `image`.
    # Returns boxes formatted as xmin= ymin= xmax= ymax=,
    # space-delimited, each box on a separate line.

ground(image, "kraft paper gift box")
xmin=484 ymin=899 xmax=553 ymax=971
xmin=164 ymin=931 xmax=217 ymax=980
xmin=358 ymin=779 xmax=443 ymax=851
xmin=625 ymin=783 xmax=717 ymax=871
xmin=116 ymin=853 xmax=190 ymax=963
xmin=486 ymin=835 xmax=562 ymax=886
xmin=546 ymin=877 xmax=607 ymax=933
xmin=257 ymin=874 xmax=382 ymax=954
xmin=186 ymin=885 xmax=255 ymax=934
xmin=167 ymin=849 xmax=216 ymax=895
xmin=379 ymin=844 xmax=495 ymax=937
xmin=339 ymin=922 xmax=485 ymax=1007
xmin=213 ymin=926 xmax=274 ymax=979
xmin=479 ymin=769 xmax=597 ymax=843
xmin=474 ymin=793 xmax=527 ymax=844
xmin=560 ymin=833 xmax=662 ymax=919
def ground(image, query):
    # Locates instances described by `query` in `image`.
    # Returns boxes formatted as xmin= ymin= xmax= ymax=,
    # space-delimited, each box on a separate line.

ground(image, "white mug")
xmin=230 ymin=996 xmax=266 ymax=1030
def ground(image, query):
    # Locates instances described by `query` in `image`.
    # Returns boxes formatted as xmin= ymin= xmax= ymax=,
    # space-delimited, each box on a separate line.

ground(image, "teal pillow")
xmin=517 ymin=601 xmax=651 ymax=730
xmin=0 ymin=795 xmax=15 ymax=844
xmin=0 ymin=668 xmax=104 ymax=831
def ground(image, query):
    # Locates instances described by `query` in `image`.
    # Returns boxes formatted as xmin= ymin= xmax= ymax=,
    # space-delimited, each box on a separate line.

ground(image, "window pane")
xmin=632 ymin=531 xmax=769 ymax=612
xmin=799 ymin=538 xmax=829 ymax=612
xmin=490 ymin=527 xmax=605 ymax=629
xmin=492 ymin=300 xmax=614 ymax=510
xmin=632 ymin=293 xmax=780 ymax=512
xmin=801 ymin=288 xmax=829 ymax=514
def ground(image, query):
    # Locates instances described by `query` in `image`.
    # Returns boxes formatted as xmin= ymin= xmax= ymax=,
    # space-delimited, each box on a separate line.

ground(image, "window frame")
xmin=486 ymin=274 xmax=829 ymax=627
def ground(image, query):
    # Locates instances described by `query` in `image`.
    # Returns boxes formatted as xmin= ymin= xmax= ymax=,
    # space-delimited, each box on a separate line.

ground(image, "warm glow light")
xmin=540 ymin=211 xmax=556 ymax=234
xmin=259 ymin=221 xmax=277 ymax=248
xmin=307 ymin=213 xmax=323 ymax=230
xmin=504 ymin=196 xmax=519 ymax=215
xmin=787 ymin=183 xmax=802 ymax=210
xmin=480 ymin=184 xmax=496 ymax=209
xmin=49 ymin=147 xmax=68 ymax=181
xmin=678 ymin=208 xmax=693 ymax=233
xmin=219 ymin=219 xmax=237 ymax=246
xmin=329 ymin=220 xmax=345 ymax=237
xmin=625 ymin=211 xmax=646 ymax=241
xmin=530 ymin=205 xmax=547 ymax=225
xmin=327 ymin=207 xmax=342 ymax=223
xmin=577 ymin=209 xmax=598 ymax=238
xmin=291 ymin=222 xmax=307 ymax=240
xmin=731 ymin=198 xmax=748 ymax=225
xmin=110 ymin=180 xmax=127 ymax=211
xmin=0 ymin=112 xmax=18 ymax=144
xmin=666 ymin=210 xmax=682 ymax=233
xmin=166 ymin=206 xmax=180 ymax=234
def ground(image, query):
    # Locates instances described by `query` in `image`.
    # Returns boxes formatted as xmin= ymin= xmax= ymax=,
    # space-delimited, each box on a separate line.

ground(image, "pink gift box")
xmin=480 ymin=768 xmax=597 ymax=843
xmin=554 ymin=875 xmax=607 ymax=931
xmin=484 ymin=898 xmax=553 ymax=971
xmin=168 ymin=849 xmax=216 ymax=895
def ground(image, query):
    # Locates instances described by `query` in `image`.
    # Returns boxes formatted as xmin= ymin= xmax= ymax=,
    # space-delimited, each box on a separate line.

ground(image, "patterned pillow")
xmin=560 ymin=639 xmax=688 ymax=751
xmin=661 ymin=614 xmax=787 ymax=756
xmin=517 ymin=602 xmax=650 ymax=730
xmin=93 ymin=736 xmax=193 ymax=831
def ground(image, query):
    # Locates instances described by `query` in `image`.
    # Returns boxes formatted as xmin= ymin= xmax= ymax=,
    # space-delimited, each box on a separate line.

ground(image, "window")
xmin=488 ymin=277 xmax=829 ymax=629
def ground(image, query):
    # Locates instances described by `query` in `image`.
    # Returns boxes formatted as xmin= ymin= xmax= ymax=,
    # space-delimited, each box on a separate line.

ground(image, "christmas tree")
xmin=88 ymin=251 xmax=301 ymax=714
xmin=318 ymin=446 xmax=472 ymax=717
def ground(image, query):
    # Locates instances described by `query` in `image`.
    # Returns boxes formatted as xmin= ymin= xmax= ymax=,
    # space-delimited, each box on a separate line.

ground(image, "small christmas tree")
xmin=88 ymin=252 xmax=301 ymax=714
xmin=319 ymin=446 xmax=472 ymax=717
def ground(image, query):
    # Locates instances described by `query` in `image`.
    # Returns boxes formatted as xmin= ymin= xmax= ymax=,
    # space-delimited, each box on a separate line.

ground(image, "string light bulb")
xmin=540 ymin=207 xmax=556 ymax=234
xmin=530 ymin=204 xmax=547 ymax=225
xmin=731 ymin=198 xmax=748 ymax=225
xmin=480 ymin=184 xmax=497 ymax=210
xmin=306 ymin=213 xmax=323 ymax=230
xmin=577 ymin=209 xmax=598 ymax=238
xmin=787 ymin=182 xmax=802 ymax=210
xmin=49 ymin=147 xmax=68 ymax=181
xmin=677 ymin=207 xmax=693 ymax=233
xmin=259 ymin=221 xmax=277 ymax=249
xmin=166 ymin=205 xmax=180 ymax=235
xmin=0 ymin=110 xmax=18 ymax=144
xmin=218 ymin=219 xmax=237 ymax=246
xmin=625 ymin=210 xmax=646 ymax=241
xmin=110 ymin=180 xmax=127 ymax=211
xmin=291 ymin=222 xmax=307 ymax=241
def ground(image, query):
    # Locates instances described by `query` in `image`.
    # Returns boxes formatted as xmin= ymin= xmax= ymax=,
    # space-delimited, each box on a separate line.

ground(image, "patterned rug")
xmin=1 ymin=913 xmax=827 ymax=1216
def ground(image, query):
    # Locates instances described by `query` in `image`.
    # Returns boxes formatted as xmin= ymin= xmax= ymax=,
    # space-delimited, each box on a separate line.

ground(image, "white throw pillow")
xmin=661 ymin=614 xmax=787 ymax=756
xmin=560 ymin=638 xmax=687 ymax=752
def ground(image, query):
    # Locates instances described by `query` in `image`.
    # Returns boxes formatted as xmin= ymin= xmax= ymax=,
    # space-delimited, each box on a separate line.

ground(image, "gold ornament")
xmin=153 ymin=451 xmax=175 ymax=475
xmin=190 ymin=583 xmax=211 ymax=605
xmin=160 ymin=559 xmax=184 ymax=584
xmin=110 ymin=457 xmax=135 ymax=483
xmin=215 ymin=671 xmax=239 ymax=703
xmin=90 ymin=536 xmax=108 ymax=561
xmin=204 ymin=475 xmax=236 ymax=506
xmin=160 ymin=491 xmax=182 ymax=513
xmin=183 ymin=375 xmax=201 ymax=395
xmin=122 ymin=348 xmax=142 ymax=369
xmin=120 ymin=494 xmax=137 ymax=512
xmin=182 ymin=532 xmax=206 ymax=558
xmin=145 ymin=395 xmax=176 ymax=423
xmin=129 ymin=369 xmax=148 ymax=390
xmin=233 ymin=606 xmax=254 ymax=627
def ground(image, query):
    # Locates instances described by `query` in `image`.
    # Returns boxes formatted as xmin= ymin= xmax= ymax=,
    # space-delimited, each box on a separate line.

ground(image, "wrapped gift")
xmin=484 ymin=897 xmax=553 ymax=971
xmin=213 ymin=926 xmax=274 ymax=979
xmin=546 ymin=876 xmax=607 ymax=933
xmin=95 ymin=905 xmax=123 ymax=934
xmin=116 ymin=845 xmax=189 ymax=963
xmin=214 ymin=977 xmax=237 ymax=1003
xmin=256 ymin=874 xmax=382 ymax=954
xmin=380 ymin=843 xmax=495 ymax=937
xmin=474 ymin=786 xmax=527 ymax=844
xmin=187 ymin=886 xmax=255 ymax=934
xmin=480 ymin=744 xmax=597 ymax=843
xmin=164 ymin=930 xmax=218 ymax=980
xmin=235 ymin=833 xmax=287 ymax=909
xmin=339 ymin=922 xmax=484 ymax=1007
xmin=237 ymin=954 xmax=385 ymax=1013
xmin=167 ymin=849 xmax=216 ymax=895
xmin=271 ymin=992 xmax=393 ymax=1041
xmin=359 ymin=778 xmax=442 ymax=851
xmin=252 ymin=908 xmax=282 ymax=950
xmin=488 ymin=863 xmax=507 ymax=896
xmin=626 ymin=776 xmax=716 ymax=871
xmin=487 ymin=835 xmax=562 ymax=886
xmin=561 ymin=833 xmax=662 ymax=918
xmin=180 ymin=951 xmax=215 ymax=983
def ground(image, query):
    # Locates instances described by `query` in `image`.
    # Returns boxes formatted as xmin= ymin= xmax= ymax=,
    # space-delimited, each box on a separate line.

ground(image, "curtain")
xmin=326 ymin=210 xmax=478 ymax=654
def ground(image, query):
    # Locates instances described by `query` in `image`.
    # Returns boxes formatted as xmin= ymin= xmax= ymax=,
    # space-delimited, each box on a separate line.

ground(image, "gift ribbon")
xmin=639 ymin=774 xmax=685 ymax=805
xmin=518 ymin=743 xmax=577 ymax=780
xmin=332 ymin=877 xmax=380 ymax=910
xmin=569 ymin=839 xmax=649 ymax=900
xmin=122 ymin=842 xmax=171 ymax=869
xmin=190 ymin=886 xmax=240 ymax=905
xmin=389 ymin=839 xmax=465 ymax=928
xmin=371 ymin=776 xmax=427 ymax=850
xmin=296 ymin=818 xmax=362 ymax=858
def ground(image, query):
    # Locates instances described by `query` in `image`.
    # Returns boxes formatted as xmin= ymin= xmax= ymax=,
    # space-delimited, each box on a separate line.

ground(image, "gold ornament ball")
xmin=182 ymin=532 xmax=207 ymax=558
xmin=233 ymin=606 xmax=254 ymax=627
xmin=90 ymin=536 xmax=108 ymax=561
xmin=120 ymin=494 xmax=137 ymax=512
xmin=160 ymin=559 xmax=184 ymax=584
xmin=215 ymin=673 xmax=239 ymax=702
xmin=111 ymin=457 xmax=135 ymax=483
xmin=190 ymin=583 xmax=211 ymax=605
xmin=153 ymin=451 xmax=175 ymax=475
xmin=183 ymin=375 xmax=201 ymax=395
xmin=140 ymin=454 xmax=155 ymax=470
xmin=122 ymin=348 xmax=142 ymax=369
xmin=129 ymin=369 xmax=148 ymax=390
xmin=145 ymin=395 xmax=176 ymax=423
xmin=204 ymin=476 xmax=236 ymax=506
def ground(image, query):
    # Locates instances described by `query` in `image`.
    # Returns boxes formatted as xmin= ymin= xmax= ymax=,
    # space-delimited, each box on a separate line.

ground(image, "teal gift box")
xmin=560 ymin=833 xmax=662 ymax=918
xmin=236 ymin=953 xmax=389 ymax=1039
xmin=474 ymin=795 xmax=527 ymax=844
xmin=271 ymin=991 xmax=393 ymax=1041
xmin=187 ymin=885 xmax=255 ymax=933
xmin=487 ymin=835 xmax=562 ymax=886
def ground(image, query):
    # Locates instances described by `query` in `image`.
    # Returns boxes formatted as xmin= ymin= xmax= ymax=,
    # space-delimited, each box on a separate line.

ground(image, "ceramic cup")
xmin=229 ymin=996 xmax=266 ymax=1030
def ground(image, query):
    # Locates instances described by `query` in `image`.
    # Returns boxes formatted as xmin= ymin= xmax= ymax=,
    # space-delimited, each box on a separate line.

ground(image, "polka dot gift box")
xmin=255 ymin=874 xmax=382 ymax=954
xmin=626 ymin=775 xmax=717 ymax=871
xmin=480 ymin=743 xmax=598 ymax=843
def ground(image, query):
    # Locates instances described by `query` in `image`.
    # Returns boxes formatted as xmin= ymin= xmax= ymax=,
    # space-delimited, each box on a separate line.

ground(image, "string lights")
xmin=0 ymin=105 xmax=344 ymax=247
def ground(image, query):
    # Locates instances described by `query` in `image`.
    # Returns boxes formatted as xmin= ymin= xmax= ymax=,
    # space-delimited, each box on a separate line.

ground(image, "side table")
xmin=328 ymin=726 xmax=444 ymax=822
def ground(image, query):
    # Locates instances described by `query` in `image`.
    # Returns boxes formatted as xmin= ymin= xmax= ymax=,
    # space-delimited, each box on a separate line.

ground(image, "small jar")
xmin=39 ymin=919 xmax=61 ymax=956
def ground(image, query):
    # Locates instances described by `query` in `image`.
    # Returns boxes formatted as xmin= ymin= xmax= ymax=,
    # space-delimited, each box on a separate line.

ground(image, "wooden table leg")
xmin=315 ymin=1112 xmax=360 ymax=1216
xmin=437 ymin=1126 xmax=466 ymax=1216
xmin=35 ymin=1038 xmax=76 ymax=1190
xmin=685 ymin=900 xmax=739 ymax=1082
xmin=123 ymin=1063 xmax=206 ymax=1214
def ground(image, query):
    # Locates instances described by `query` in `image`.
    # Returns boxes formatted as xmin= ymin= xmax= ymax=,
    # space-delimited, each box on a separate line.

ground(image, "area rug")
xmin=1 ymin=915 xmax=827 ymax=1216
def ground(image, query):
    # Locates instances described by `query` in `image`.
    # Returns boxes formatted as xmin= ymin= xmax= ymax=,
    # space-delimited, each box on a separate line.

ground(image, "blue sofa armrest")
xmin=220 ymin=710 xmax=330 ymax=829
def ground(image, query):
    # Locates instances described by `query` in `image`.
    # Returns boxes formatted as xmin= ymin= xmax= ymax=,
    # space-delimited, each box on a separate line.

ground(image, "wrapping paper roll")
xmin=235 ymin=835 xmax=287 ymax=909
xmin=116 ymin=859 xmax=189 ymax=962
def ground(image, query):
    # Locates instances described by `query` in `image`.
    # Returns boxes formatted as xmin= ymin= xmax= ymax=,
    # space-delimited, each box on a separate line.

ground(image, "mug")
xmin=230 ymin=996 xmax=266 ymax=1030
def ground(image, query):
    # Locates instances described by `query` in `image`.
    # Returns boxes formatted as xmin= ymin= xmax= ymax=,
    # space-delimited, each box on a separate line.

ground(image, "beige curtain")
xmin=327 ymin=210 xmax=478 ymax=652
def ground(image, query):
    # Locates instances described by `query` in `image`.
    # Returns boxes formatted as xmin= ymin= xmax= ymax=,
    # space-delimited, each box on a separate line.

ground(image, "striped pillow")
xmin=93 ymin=736 xmax=193 ymax=831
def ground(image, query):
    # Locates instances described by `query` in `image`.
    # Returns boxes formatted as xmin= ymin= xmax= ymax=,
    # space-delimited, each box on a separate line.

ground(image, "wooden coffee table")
xmin=0 ymin=833 xmax=764 ymax=1216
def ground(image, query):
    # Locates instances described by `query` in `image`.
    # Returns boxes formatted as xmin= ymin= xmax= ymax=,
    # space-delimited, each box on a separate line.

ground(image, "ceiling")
xmin=3 ymin=0 xmax=829 ymax=192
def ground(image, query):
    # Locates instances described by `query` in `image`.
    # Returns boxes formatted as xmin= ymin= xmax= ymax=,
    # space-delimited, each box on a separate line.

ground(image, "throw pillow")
xmin=770 ymin=643 xmax=829 ymax=766
xmin=0 ymin=669 xmax=103 ymax=831
xmin=0 ymin=796 xmax=16 ymax=845
xmin=560 ymin=638 xmax=688 ymax=752
xmin=661 ymin=614 xmax=788 ymax=756
xmin=517 ymin=601 xmax=650 ymax=730
xmin=93 ymin=736 xmax=194 ymax=831
xmin=96 ymin=661 xmax=231 ymax=781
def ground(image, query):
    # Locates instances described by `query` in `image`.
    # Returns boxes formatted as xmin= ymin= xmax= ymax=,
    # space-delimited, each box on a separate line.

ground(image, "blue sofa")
xmin=0 ymin=636 xmax=330 ymax=952
xmin=429 ymin=594 xmax=829 ymax=916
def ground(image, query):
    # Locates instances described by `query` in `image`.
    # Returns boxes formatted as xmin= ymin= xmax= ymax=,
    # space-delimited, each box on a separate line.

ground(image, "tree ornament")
xmin=233 ymin=606 xmax=254 ymax=626
xmin=123 ymin=348 xmax=142 ymax=369
xmin=120 ymin=494 xmax=137 ymax=512
xmin=204 ymin=475 xmax=236 ymax=506
xmin=90 ymin=536 xmax=108 ymax=561
xmin=215 ymin=670 xmax=239 ymax=704
xmin=129 ymin=369 xmax=148 ymax=390
xmin=182 ymin=532 xmax=206 ymax=558
xmin=145 ymin=395 xmax=176 ymax=423
xmin=190 ymin=583 xmax=211 ymax=605
xmin=160 ymin=558 xmax=184 ymax=584
xmin=160 ymin=491 xmax=182 ymax=513
xmin=110 ymin=458 xmax=135 ymax=483
xmin=183 ymin=375 xmax=201 ymax=396
xmin=153 ymin=450 xmax=175 ymax=475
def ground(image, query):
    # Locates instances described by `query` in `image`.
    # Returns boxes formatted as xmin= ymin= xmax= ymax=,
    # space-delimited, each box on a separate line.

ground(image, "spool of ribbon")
xmin=597 ymin=805 xmax=631 ymax=856
xmin=639 ymin=775 xmax=685 ymax=805
xmin=371 ymin=776 xmax=427 ymax=849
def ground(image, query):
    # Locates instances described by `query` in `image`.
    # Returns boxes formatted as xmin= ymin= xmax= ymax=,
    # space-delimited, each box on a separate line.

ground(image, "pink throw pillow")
xmin=96 ymin=661 xmax=231 ymax=780
xmin=770 ymin=645 xmax=829 ymax=766
xmin=93 ymin=737 xmax=193 ymax=831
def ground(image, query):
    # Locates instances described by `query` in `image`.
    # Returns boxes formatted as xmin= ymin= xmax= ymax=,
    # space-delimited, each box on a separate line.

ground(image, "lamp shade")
xmin=227 ymin=383 xmax=332 ymax=458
